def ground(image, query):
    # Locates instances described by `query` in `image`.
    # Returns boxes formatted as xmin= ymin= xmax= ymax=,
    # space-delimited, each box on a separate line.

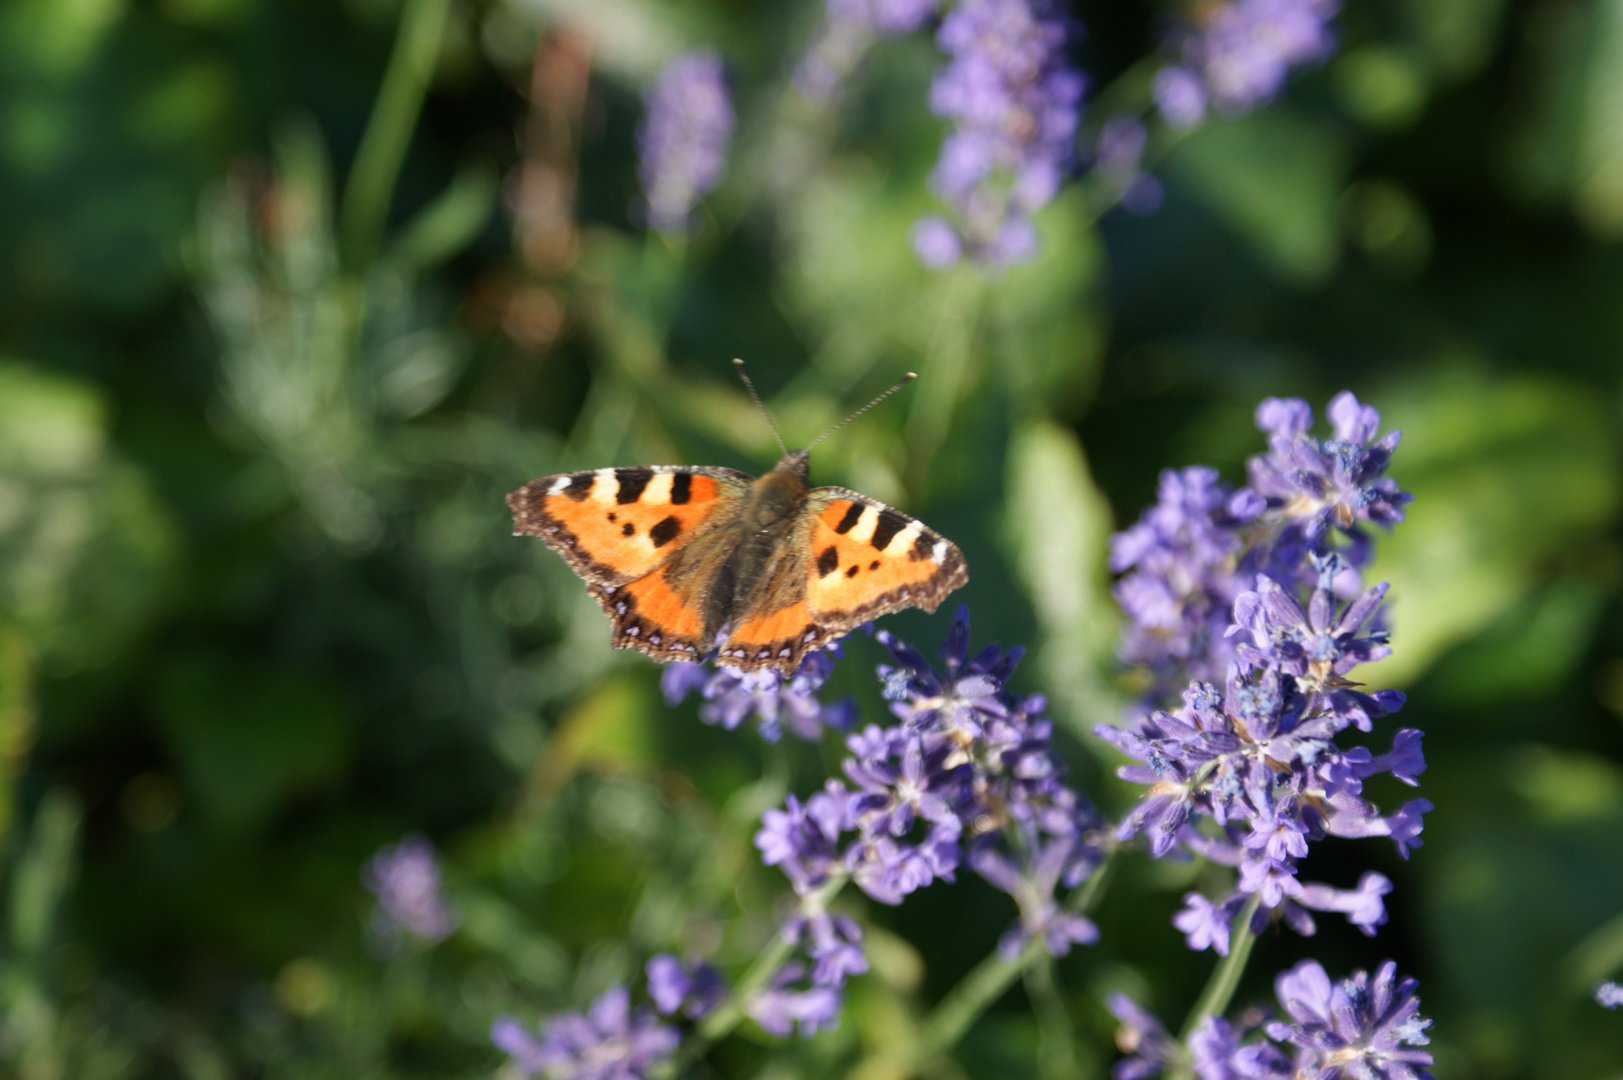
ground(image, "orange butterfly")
xmin=507 ymin=362 xmax=968 ymax=674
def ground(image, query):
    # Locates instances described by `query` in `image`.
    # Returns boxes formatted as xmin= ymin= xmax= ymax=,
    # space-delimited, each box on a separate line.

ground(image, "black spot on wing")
xmin=845 ymin=565 xmax=859 ymax=578
xmin=650 ymin=516 xmax=681 ymax=548
xmin=621 ymin=523 xmax=635 ymax=537
xmin=615 ymin=468 xmax=654 ymax=504
xmin=564 ymin=473 xmax=594 ymax=501
xmin=670 ymin=473 xmax=693 ymax=504
xmin=834 ymin=502 xmax=864 ymax=534
xmin=870 ymin=508 xmax=908 ymax=551
xmin=909 ymin=534 xmax=932 ymax=562
xmin=816 ymin=546 xmax=839 ymax=578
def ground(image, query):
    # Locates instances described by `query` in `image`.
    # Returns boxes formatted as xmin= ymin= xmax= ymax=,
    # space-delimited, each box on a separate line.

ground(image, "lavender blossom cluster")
xmin=492 ymin=955 xmax=724 ymax=1078
xmin=637 ymin=52 xmax=735 ymax=236
xmin=362 ymin=835 xmax=456 ymax=947
xmin=751 ymin=609 xmax=1107 ymax=1030
xmin=663 ymin=649 xmax=856 ymax=742
xmin=1111 ymin=958 xmax=1434 ymax=1079
xmin=913 ymin=0 xmax=1084 ymax=269
xmin=793 ymin=0 xmax=937 ymax=100
xmin=1100 ymin=392 xmax=1425 ymax=952
xmin=1154 ymin=0 xmax=1340 ymax=127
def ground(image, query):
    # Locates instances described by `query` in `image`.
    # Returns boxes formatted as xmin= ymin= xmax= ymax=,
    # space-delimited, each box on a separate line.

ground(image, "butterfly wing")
xmin=720 ymin=488 xmax=968 ymax=673
xmin=509 ymin=466 xmax=752 ymax=661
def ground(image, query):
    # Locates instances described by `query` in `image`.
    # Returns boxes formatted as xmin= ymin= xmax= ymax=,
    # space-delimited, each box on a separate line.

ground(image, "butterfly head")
xmin=774 ymin=448 xmax=811 ymax=481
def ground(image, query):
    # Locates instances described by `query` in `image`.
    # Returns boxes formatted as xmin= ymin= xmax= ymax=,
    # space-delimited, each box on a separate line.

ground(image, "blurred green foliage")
xmin=0 ymin=0 xmax=1619 ymax=1077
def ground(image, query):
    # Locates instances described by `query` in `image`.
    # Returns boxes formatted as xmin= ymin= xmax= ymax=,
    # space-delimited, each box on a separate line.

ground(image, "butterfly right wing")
xmin=509 ymin=466 xmax=752 ymax=662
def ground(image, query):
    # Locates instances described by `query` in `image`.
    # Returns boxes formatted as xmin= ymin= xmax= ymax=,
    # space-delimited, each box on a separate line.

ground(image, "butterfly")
xmin=507 ymin=362 xmax=968 ymax=674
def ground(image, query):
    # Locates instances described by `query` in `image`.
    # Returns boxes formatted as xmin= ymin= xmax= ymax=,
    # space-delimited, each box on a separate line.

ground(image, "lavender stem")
xmin=884 ymin=850 xmax=1117 ymax=1069
xmin=686 ymin=874 xmax=849 ymax=1057
xmin=1176 ymin=893 xmax=1262 ymax=1052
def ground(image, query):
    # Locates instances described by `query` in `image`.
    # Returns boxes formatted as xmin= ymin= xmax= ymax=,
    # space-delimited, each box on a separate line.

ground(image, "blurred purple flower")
xmin=794 ymin=0 xmax=938 ymax=100
xmin=1597 ymin=981 xmax=1623 ymax=1009
xmin=662 ymin=651 xmax=855 ymax=742
xmin=491 ymin=986 xmax=680 ymax=1079
xmin=748 ymin=962 xmax=844 ymax=1037
xmin=1155 ymin=0 xmax=1338 ymax=126
xmin=637 ymin=51 xmax=734 ymax=236
xmin=1107 ymin=993 xmax=1178 ymax=1079
xmin=1266 ymin=959 xmax=1434 ymax=1079
xmin=646 ymin=954 xmax=726 ymax=1019
xmin=918 ymin=0 xmax=1084 ymax=268
xmin=362 ymin=835 xmax=455 ymax=946
xmin=1094 ymin=115 xmax=1164 ymax=216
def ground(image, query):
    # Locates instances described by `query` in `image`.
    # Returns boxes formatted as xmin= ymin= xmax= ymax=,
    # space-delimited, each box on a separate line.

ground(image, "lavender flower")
xmin=662 ymin=651 xmax=855 ymax=742
xmin=916 ymin=0 xmax=1084 ymax=268
xmin=646 ymin=955 xmax=726 ymax=1019
xmin=361 ymin=835 xmax=455 ymax=946
xmin=1155 ymin=0 xmax=1339 ymax=127
xmin=1100 ymin=397 xmax=1426 ymax=953
xmin=1111 ymin=392 xmax=1411 ymax=704
xmin=757 ymin=609 xmax=1104 ymax=952
xmin=1094 ymin=115 xmax=1164 ymax=216
xmin=793 ymin=0 xmax=937 ymax=100
xmin=1267 ymin=959 xmax=1435 ymax=1079
xmin=1107 ymin=960 xmax=1432 ymax=1080
xmin=1108 ymin=993 xmax=1179 ymax=1080
xmin=637 ymin=52 xmax=734 ymax=236
xmin=491 ymin=986 xmax=680 ymax=1079
xmin=1598 ymin=981 xmax=1623 ymax=1009
xmin=748 ymin=963 xmax=844 ymax=1037
xmin=1110 ymin=465 xmax=1262 ymax=692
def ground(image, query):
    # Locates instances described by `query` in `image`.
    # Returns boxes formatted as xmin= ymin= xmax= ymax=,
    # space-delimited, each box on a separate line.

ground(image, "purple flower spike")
xmin=1107 ymin=961 xmax=1432 ymax=1080
xmin=637 ymin=51 xmax=734 ymax=236
xmin=1597 ymin=981 xmax=1623 ymax=1009
xmin=1107 ymin=994 xmax=1179 ymax=1080
xmin=492 ymin=986 xmax=680 ymax=1079
xmin=646 ymin=954 xmax=727 ymax=1019
xmin=793 ymin=0 xmax=938 ymax=101
xmin=663 ymin=651 xmax=855 ymax=742
xmin=917 ymin=0 xmax=1084 ymax=268
xmin=1266 ymin=960 xmax=1435 ymax=1079
xmin=362 ymin=835 xmax=455 ymax=946
xmin=748 ymin=963 xmax=844 ymax=1037
xmin=1156 ymin=0 xmax=1339 ymax=126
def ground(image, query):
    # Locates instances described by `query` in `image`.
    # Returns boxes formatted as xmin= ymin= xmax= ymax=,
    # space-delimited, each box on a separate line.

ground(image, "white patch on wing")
xmin=644 ymin=472 xmax=674 ymax=502
xmin=932 ymin=540 xmax=947 ymax=564
xmin=589 ymin=468 xmax=617 ymax=504
xmin=844 ymin=505 xmax=879 ymax=544
xmin=885 ymin=521 xmax=923 ymax=555
xmin=548 ymin=475 xmax=572 ymax=494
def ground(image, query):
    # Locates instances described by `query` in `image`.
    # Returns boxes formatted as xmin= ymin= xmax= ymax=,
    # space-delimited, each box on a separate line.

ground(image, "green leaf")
xmin=1167 ymin=109 xmax=1350 ymax=285
xmin=1368 ymin=367 xmax=1620 ymax=687
xmin=157 ymin=651 xmax=353 ymax=834
xmin=0 ymin=361 xmax=177 ymax=673
xmin=1001 ymin=419 xmax=1120 ymax=731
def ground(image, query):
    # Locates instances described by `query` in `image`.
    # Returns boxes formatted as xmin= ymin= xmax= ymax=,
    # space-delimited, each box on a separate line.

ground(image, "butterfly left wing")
xmin=509 ymin=466 xmax=753 ymax=663
xmin=720 ymin=488 xmax=968 ymax=673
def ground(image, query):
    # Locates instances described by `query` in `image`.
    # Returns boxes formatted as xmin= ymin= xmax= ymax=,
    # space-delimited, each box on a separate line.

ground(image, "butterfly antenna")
xmin=732 ymin=359 xmax=789 ymax=456
xmin=803 ymin=371 xmax=918 ymax=452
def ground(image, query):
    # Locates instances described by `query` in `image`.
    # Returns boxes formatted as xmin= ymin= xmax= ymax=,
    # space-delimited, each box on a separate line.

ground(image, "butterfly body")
xmin=508 ymin=450 xmax=967 ymax=674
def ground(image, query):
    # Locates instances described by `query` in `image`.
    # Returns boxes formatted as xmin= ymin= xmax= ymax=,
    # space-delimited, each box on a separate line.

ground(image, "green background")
xmin=0 ymin=0 xmax=1619 ymax=1076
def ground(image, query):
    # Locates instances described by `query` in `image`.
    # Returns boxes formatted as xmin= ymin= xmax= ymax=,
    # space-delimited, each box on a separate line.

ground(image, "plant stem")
xmin=340 ymin=0 xmax=451 ymax=272
xmin=1177 ymin=893 xmax=1263 ymax=1050
xmin=886 ymin=849 xmax=1119 ymax=1071
xmin=1026 ymin=956 xmax=1082 ymax=1080
xmin=684 ymin=874 xmax=849 ymax=1060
